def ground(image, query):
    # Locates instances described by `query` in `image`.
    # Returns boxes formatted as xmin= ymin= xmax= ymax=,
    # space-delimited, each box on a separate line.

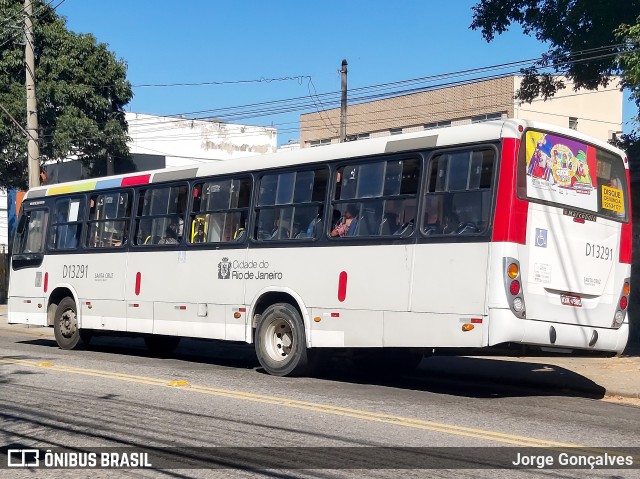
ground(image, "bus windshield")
xmin=520 ymin=130 xmax=628 ymax=222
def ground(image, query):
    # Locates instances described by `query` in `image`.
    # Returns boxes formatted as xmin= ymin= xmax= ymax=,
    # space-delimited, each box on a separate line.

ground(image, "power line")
xmin=28 ymin=45 xmax=634 ymax=154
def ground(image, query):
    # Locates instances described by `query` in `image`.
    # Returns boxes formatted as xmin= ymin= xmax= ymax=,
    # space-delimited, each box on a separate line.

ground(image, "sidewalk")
xmin=1 ymin=304 xmax=638 ymax=399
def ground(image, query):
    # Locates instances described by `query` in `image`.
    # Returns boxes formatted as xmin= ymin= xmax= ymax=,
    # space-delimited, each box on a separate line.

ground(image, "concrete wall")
xmin=513 ymin=77 xmax=623 ymax=142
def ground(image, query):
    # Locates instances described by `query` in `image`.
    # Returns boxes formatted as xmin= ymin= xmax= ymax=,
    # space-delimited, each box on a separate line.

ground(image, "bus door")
xmin=8 ymin=205 xmax=49 ymax=325
xmin=520 ymin=132 xmax=630 ymax=329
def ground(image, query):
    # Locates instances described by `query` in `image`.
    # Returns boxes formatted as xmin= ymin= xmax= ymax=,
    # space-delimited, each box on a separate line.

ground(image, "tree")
xmin=470 ymin=1 xmax=640 ymax=128
xmin=0 ymin=0 xmax=133 ymax=189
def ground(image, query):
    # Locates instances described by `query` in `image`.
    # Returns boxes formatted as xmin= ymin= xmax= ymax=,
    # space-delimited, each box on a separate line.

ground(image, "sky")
xmin=56 ymin=0 xmax=635 ymax=147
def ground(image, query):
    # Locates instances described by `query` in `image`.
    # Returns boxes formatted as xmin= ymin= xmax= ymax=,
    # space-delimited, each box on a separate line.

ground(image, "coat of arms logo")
xmin=218 ymin=257 xmax=231 ymax=279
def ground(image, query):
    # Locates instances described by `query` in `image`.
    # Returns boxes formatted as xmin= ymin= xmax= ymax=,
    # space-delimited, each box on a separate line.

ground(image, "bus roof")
xmin=25 ymin=119 xmax=627 ymax=199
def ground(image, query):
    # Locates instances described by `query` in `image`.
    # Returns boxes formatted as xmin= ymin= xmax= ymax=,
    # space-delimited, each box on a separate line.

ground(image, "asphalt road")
xmin=1 ymin=328 xmax=639 ymax=479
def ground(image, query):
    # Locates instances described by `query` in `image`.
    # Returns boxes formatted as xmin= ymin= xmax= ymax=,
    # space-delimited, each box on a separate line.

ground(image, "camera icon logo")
xmin=7 ymin=449 xmax=40 ymax=467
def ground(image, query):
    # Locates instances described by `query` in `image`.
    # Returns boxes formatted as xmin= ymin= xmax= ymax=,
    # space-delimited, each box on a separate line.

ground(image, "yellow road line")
xmin=0 ymin=357 xmax=623 ymax=453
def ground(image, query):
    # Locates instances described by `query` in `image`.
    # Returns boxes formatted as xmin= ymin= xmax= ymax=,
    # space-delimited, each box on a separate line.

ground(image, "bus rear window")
xmin=520 ymin=130 xmax=628 ymax=222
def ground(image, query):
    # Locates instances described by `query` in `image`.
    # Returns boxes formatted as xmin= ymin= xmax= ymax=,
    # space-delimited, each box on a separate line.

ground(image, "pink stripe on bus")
xmin=135 ymin=272 xmax=141 ymax=295
xmin=121 ymin=174 xmax=151 ymax=187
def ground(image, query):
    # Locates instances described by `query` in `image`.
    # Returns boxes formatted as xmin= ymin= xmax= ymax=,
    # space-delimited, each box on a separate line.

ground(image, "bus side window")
xmin=86 ymin=192 xmax=130 ymax=248
xmin=422 ymin=148 xmax=494 ymax=236
xmin=189 ymin=178 xmax=251 ymax=244
xmin=134 ymin=185 xmax=188 ymax=246
xmin=14 ymin=210 xmax=48 ymax=254
xmin=255 ymin=168 xmax=327 ymax=242
xmin=333 ymin=158 xmax=419 ymax=238
xmin=50 ymin=198 xmax=85 ymax=250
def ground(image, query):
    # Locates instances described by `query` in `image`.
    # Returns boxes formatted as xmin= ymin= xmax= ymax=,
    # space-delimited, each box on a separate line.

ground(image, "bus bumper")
xmin=488 ymin=308 xmax=629 ymax=354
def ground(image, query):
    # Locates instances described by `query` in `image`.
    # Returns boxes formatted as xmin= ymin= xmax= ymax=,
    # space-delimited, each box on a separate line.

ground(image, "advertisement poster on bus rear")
xmin=525 ymin=131 xmax=598 ymax=212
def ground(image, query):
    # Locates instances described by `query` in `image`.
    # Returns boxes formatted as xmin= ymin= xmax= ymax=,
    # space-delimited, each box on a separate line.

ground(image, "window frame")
xmin=329 ymin=154 xmax=422 ymax=241
xmin=132 ymin=182 xmax=190 ymax=248
xmin=48 ymin=195 xmax=86 ymax=252
xmin=188 ymin=175 xmax=253 ymax=246
xmin=252 ymin=165 xmax=329 ymax=244
xmin=419 ymin=143 xmax=500 ymax=241
xmin=85 ymin=189 xmax=133 ymax=250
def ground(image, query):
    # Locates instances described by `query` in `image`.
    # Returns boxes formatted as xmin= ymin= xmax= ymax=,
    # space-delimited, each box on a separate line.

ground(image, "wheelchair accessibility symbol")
xmin=535 ymin=228 xmax=548 ymax=248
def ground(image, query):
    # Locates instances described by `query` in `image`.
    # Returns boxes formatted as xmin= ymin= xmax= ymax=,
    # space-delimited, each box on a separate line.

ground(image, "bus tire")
xmin=255 ymin=302 xmax=313 ymax=377
xmin=53 ymin=297 xmax=87 ymax=350
xmin=144 ymin=335 xmax=181 ymax=355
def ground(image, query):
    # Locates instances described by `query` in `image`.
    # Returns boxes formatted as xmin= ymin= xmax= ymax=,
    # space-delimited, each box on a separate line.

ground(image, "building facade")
xmin=299 ymin=76 xmax=623 ymax=147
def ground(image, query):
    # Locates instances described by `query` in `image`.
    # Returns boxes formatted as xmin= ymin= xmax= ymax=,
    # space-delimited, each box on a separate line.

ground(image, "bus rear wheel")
xmin=255 ymin=303 xmax=313 ymax=377
xmin=53 ymin=297 xmax=88 ymax=350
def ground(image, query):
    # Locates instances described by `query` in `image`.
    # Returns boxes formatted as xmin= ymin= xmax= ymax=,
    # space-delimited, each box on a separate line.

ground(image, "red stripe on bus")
xmin=492 ymin=137 xmax=528 ymax=244
xmin=135 ymin=272 xmax=141 ymax=295
xmin=43 ymin=272 xmax=48 ymax=293
xmin=620 ymin=168 xmax=633 ymax=264
xmin=338 ymin=271 xmax=348 ymax=302
xmin=121 ymin=174 xmax=151 ymax=187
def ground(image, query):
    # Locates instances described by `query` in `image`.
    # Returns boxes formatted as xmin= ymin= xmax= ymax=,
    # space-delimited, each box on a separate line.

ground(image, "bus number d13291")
xmin=62 ymin=264 xmax=89 ymax=279
xmin=585 ymin=243 xmax=612 ymax=261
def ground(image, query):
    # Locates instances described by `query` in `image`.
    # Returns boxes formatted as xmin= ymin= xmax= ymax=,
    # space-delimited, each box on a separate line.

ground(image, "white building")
xmin=126 ymin=113 xmax=277 ymax=167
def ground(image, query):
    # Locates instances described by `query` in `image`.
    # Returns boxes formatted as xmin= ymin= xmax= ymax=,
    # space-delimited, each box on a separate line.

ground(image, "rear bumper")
xmin=488 ymin=308 xmax=628 ymax=353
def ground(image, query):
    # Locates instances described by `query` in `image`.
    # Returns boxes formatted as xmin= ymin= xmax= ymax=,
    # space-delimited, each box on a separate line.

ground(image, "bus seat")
xmin=394 ymin=220 xmax=415 ymax=237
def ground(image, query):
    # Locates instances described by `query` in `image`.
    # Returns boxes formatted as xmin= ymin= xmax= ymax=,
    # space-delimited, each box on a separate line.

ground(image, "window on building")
xmin=390 ymin=128 xmax=403 ymax=136
xmin=424 ymin=121 xmax=451 ymax=130
xmin=471 ymin=112 xmax=504 ymax=124
xmin=190 ymin=177 xmax=252 ymax=244
xmin=422 ymin=148 xmax=495 ymax=236
xmin=569 ymin=117 xmax=578 ymax=130
xmin=134 ymin=185 xmax=188 ymax=245
xmin=86 ymin=192 xmax=131 ymax=248
xmin=309 ymin=139 xmax=332 ymax=148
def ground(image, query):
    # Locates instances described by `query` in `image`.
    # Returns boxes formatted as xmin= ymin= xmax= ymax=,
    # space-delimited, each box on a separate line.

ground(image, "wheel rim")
xmin=263 ymin=316 xmax=294 ymax=362
xmin=58 ymin=308 xmax=77 ymax=339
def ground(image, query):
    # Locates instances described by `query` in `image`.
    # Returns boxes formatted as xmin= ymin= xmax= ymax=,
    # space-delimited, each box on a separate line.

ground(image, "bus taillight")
xmin=503 ymin=257 xmax=526 ymax=318
xmin=612 ymin=278 xmax=630 ymax=328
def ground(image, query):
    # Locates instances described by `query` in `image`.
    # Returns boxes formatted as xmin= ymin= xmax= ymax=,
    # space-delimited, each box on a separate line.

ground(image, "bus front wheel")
xmin=255 ymin=303 xmax=313 ymax=377
xmin=53 ymin=297 xmax=88 ymax=350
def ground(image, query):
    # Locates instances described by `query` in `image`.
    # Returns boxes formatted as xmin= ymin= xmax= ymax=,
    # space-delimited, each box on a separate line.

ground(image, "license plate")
xmin=560 ymin=294 xmax=582 ymax=307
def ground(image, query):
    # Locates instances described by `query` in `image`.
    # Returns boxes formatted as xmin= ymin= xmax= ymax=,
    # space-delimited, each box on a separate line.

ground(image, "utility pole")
xmin=24 ymin=0 xmax=40 ymax=188
xmin=340 ymin=59 xmax=348 ymax=142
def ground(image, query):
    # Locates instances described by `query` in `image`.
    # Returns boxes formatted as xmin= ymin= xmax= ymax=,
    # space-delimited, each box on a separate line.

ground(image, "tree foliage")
xmin=0 ymin=0 xmax=133 ymax=189
xmin=470 ymin=1 xmax=640 ymax=119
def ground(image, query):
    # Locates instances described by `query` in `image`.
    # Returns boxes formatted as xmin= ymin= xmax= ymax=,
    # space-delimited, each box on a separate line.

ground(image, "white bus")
xmin=8 ymin=119 xmax=632 ymax=376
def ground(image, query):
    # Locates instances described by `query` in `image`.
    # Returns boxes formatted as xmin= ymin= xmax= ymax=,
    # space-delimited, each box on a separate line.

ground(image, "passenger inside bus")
xmin=331 ymin=204 xmax=358 ymax=237
xmin=159 ymin=220 xmax=180 ymax=244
